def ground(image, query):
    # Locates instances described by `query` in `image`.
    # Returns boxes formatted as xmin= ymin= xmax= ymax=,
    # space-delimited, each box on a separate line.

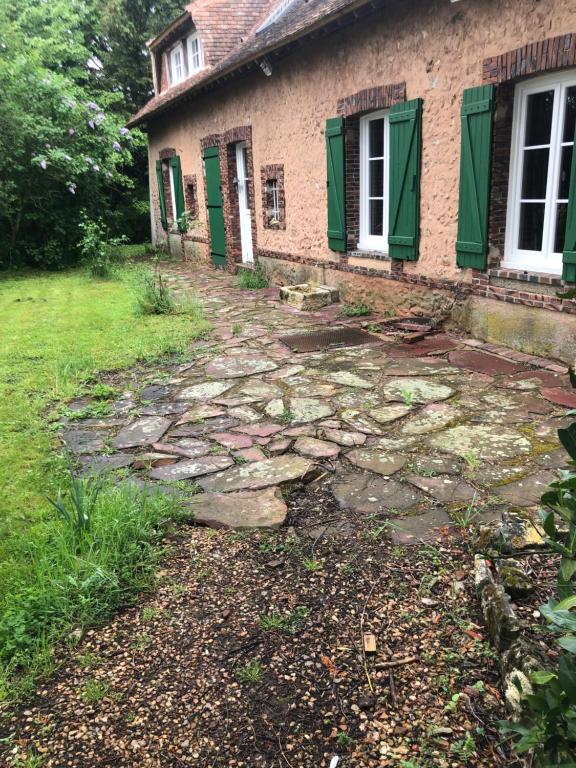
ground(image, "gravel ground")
xmin=2 ymin=480 xmax=518 ymax=768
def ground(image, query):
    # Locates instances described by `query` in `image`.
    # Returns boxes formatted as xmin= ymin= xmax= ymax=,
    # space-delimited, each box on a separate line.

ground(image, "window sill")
xmin=488 ymin=267 xmax=564 ymax=287
xmin=350 ymin=248 xmax=389 ymax=261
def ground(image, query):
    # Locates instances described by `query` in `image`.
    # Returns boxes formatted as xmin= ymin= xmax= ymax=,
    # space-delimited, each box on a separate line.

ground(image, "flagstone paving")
xmin=58 ymin=262 xmax=571 ymax=544
xmin=19 ymin=262 xmax=575 ymax=767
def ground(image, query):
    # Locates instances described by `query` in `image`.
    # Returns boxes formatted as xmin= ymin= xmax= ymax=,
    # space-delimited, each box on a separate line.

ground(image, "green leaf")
xmin=558 ymin=636 xmax=576 ymax=653
xmin=542 ymin=509 xmax=557 ymax=538
xmin=559 ymin=654 xmax=576 ymax=704
xmin=559 ymin=424 xmax=576 ymax=463
xmin=556 ymin=595 xmax=576 ymax=611
xmin=530 ymin=670 xmax=557 ymax=685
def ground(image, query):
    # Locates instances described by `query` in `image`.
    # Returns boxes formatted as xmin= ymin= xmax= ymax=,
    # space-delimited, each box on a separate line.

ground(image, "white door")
xmin=235 ymin=142 xmax=254 ymax=264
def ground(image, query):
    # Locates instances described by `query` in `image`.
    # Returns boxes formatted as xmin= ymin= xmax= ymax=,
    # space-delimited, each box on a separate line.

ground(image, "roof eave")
xmin=127 ymin=0 xmax=378 ymax=129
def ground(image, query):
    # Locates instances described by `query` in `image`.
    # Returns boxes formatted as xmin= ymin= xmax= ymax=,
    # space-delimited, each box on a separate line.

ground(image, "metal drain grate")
xmin=278 ymin=326 xmax=381 ymax=353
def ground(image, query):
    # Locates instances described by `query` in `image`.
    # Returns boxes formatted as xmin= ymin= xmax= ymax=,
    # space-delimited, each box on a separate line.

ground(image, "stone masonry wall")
xmin=148 ymin=0 xmax=576 ymax=289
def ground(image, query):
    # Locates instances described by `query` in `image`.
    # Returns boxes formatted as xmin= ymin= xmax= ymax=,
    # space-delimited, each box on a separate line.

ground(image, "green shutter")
xmin=562 ymin=117 xmax=576 ymax=282
xmin=326 ymin=117 xmax=346 ymax=252
xmin=455 ymin=85 xmax=494 ymax=269
xmin=388 ymin=98 xmax=423 ymax=261
xmin=203 ymin=146 xmax=227 ymax=267
xmin=169 ymin=155 xmax=186 ymax=232
xmin=155 ymin=159 xmax=168 ymax=231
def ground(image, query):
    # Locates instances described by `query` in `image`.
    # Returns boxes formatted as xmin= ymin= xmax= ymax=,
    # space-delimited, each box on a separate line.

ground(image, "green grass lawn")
xmin=0 ymin=265 xmax=208 ymax=549
xmin=0 ymin=263 xmax=210 ymax=701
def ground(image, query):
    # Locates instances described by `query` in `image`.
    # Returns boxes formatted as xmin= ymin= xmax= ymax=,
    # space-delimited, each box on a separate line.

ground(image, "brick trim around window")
xmin=261 ymin=165 xmax=286 ymax=230
xmin=159 ymin=147 xmax=176 ymax=160
xmin=337 ymin=82 xmax=406 ymax=118
xmin=483 ymin=33 xmax=576 ymax=85
xmin=183 ymin=174 xmax=198 ymax=219
xmin=341 ymin=83 xmax=406 ymax=254
xmin=484 ymin=34 xmax=576 ymax=277
xmin=199 ymin=126 xmax=257 ymax=272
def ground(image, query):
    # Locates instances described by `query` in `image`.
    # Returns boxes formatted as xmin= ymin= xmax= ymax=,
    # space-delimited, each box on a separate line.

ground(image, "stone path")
xmin=64 ymin=264 xmax=571 ymax=540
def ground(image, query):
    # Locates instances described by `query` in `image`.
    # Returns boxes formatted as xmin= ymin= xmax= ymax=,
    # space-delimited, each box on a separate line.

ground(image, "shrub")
xmin=237 ymin=265 xmax=269 ymax=290
xmin=78 ymin=214 xmax=127 ymax=279
xmin=339 ymin=302 xmax=372 ymax=317
xmin=502 ymin=367 xmax=576 ymax=764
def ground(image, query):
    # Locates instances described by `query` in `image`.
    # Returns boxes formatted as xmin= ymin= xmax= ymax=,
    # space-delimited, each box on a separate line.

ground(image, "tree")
xmin=0 ymin=0 xmax=143 ymax=267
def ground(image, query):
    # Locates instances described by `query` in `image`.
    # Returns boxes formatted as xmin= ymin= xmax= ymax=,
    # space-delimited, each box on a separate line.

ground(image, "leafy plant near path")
xmin=0 ymin=480 xmax=183 ymax=706
xmin=237 ymin=266 xmax=269 ymax=290
xmin=502 ymin=367 xmax=576 ymax=764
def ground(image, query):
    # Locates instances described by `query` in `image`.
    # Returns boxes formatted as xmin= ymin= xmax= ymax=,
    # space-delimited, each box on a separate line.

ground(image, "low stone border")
xmin=474 ymin=553 xmax=543 ymax=716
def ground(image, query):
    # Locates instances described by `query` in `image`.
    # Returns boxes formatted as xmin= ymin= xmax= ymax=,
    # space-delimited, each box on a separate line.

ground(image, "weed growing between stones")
xmin=339 ymin=302 xmax=372 ymax=318
xmin=236 ymin=265 xmax=269 ymax=290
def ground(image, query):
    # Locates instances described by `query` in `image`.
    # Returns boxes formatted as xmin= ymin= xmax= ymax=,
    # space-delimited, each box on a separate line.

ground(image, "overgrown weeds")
xmin=130 ymin=267 xmax=204 ymax=320
xmin=0 ymin=479 xmax=183 ymax=706
xmin=236 ymin=265 xmax=269 ymax=290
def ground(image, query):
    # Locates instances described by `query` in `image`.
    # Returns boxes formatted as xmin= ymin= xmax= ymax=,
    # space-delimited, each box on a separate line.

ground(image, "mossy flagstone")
xmin=325 ymin=371 xmax=374 ymax=389
xmin=401 ymin=403 xmax=459 ymax=435
xmin=332 ymin=473 xmax=424 ymax=513
xmin=205 ymin=356 xmax=278 ymax=378
xmin=149 ymin=454 xmax=234 ymax=481
xmin=199 ymin=455 xmax=314 ymax=492
xmin=187 ymin=487 xmax=287 ymax=529
xmin=369 ymin=404 xmax=412 ymax=424
xmin=346 ymin=449 xmax=406 ymax=476
xmin=112 ymin=416 xmax=172 ymax=449
xmin=381 ymin=378 xmax=454 ymax=404
xmin=428 ymin=425 xmax=532 ymax=459
xmin=176 ymin=381 xmax=234 ymax=401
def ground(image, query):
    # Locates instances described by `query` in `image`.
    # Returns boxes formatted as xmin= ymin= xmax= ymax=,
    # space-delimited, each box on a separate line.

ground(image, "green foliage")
xmin=339 ymin=302 xmax=372 ymax=317
xmin=236 ymin=660 xmax=263 ymax=684
xmin=78 ymin=214 xmax=127 ymax=278
xmin=0 ymin=481 xmax=181 ymax=682
xmin=133 ymin=268 xmax=176 ymax=315
xmin=237 ymin=266 xmax=270 ymax=290
xmin=503 ymin=366 xmax=576 ymax=764
xmin=79 ymin=678 xmax=110 ymax=703
xmin=47 ymin=474 xmax=101 ymax=537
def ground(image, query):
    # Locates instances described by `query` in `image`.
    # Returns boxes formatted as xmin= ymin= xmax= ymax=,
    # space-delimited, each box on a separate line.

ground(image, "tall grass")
xmin=0 ymin=479 xmax=184 ymax=704
xmin=237 ymin=265 xmax=269 ymax=290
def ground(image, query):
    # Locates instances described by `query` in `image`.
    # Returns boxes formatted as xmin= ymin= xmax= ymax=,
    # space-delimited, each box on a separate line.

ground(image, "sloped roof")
xmin=127 ymin=0 xmax=376 ymax=127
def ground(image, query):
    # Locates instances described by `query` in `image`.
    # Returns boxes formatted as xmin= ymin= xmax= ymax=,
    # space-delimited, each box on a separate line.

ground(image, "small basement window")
xmin=359 ymin=109 xmax=390 ymax=253
xmin=504 ymin=71 xmax=576 ymax=274
xmin=261 ymin=164 xmax=286 ymax=229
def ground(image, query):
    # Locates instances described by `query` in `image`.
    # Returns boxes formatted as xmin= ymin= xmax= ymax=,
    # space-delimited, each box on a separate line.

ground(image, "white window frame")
xmin=187 ymin=32 xmax=203 ymax=75
xmin=504 ymin=70 xmax=576 ymax=275
xmin=168 ymin=42 xmax=186 ymax=86
xmin=266 ymin=178 xmax=280 ymax=220
xmin=359 ymin=109 xmax=390 ymax=253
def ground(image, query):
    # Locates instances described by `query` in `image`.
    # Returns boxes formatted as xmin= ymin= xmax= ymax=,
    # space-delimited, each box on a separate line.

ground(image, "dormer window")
xmin=187 ymin=32 xmax=203 ymax=74
xmin=166 ymin=32 xmax=203 ymax=88
xmin=168 ymin=43 xmax=185 ymax=85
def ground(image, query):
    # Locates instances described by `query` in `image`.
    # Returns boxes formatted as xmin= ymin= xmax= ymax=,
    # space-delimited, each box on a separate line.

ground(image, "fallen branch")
xmin=374 ymin=655 xmax=418 ymax=669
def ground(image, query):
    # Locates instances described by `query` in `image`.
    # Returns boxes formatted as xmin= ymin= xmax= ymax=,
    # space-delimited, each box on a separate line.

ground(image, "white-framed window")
xmin=187 ymin=32 xmax=203 ymax=74
xmin=168 ymin=42 xmax=185 ymax=86
xmin=504 ymin=71 xmax=576 ymax=274
xmin=265 ymin=179 xmax=280 ymax=221
xmin=359 ymin=109 xmax=390 ymax=252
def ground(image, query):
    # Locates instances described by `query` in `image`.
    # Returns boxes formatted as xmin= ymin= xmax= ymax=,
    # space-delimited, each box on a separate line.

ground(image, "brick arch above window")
xmin=483 ymin=33 xmax=576 ymax=85
xmin=336 ymin=82 xmax=406 ymax=118
xmin=159 ymin=147 xmax=176 ymax=160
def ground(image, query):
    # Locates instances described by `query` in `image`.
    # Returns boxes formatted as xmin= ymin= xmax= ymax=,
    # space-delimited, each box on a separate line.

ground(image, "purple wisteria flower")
xmin=68 ymin=128 xmax=75 ymax=136
xmin=86 ymin=101 xmax=99 ymax=110
xmin=45 ymin=143 xmax=51 ymax=149
xmin=112 ymin=141 xmax=121 ymax=152
xmin=120 ymin=127 xmax=129 ymax=136
xmin=40 ymin=159 xmax=47 ymax=170
xmin=85 ymin=157 xmax=93 ymax=165
xmin=88 ymin=120 xmax=95 ymax=130
xmin=93 ymin=164 xmax=100 ymax=172
xmin=68 ymin=183 xmax=77 ymax=194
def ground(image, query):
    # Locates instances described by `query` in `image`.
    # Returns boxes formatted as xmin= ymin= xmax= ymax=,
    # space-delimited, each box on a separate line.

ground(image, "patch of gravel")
xmin=1 ymin=479 xmax=515 ymax=768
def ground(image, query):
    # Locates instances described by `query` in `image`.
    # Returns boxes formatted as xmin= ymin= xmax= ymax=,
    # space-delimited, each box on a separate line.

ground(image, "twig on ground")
xmin=374 ymin=655 xmax=418 ymax=669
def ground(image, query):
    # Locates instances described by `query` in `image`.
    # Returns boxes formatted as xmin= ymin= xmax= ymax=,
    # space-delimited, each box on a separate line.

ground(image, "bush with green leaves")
xmin=502 ymin=367 xmax=576 ymax=764
xmin=78 ymin=214 xmax=127 ymax=278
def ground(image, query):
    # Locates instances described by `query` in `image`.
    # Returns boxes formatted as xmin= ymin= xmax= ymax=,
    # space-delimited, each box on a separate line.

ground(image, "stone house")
xmin=127 ymin=0 xmax=576 ymax=363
